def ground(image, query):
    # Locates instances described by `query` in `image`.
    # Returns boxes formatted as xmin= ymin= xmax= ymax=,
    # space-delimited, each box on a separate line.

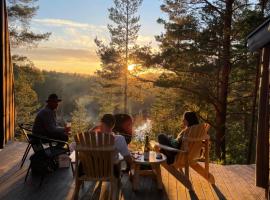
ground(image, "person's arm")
xmin=123 ymin=155 xmax=133 ymax=167
xmin=175 ymin=128 xmax=188 ymax=148
xmin=114 ymin=135 xmax=132 ymax=167
xmin=41 ymin=111 xmax=65 ymax=134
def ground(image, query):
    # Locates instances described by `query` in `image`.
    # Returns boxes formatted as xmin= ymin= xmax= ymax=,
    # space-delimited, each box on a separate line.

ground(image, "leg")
xmin=132 ymin=164 xmax=140 ymax=191
xmin=158 ymin=134 xmax=177 ymax=164
xmin=47 ymin=133 xmax=68 ymax=147
xmin=24 ymin=164 xmax=31 ymax=183
xmin=21 ymin=144 xmax=31 ymax=169
xmin=152 ymin=164 xmax=163 ymax=190
xmin=158 ymin=134 xmax=171 ymax=146
xmin=73 ymin=179 xmax=82 ymax=200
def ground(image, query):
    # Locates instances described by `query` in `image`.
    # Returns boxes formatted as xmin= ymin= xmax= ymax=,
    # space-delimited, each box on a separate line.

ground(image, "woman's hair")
xmin=101 ymin=114 xmax=115 ymax=129
xmin=184 ymin=111 xmax=199 ymax=127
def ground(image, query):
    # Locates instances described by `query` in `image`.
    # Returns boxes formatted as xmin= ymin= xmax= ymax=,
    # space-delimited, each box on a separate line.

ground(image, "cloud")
xmin=31 ymin=18 xmax=110 ymax=50
xmin=33 ymin=18 xmax=107 ymax=31
xmin=137 ymin=35 xmax=158 ymax=47
xmin=14 ymin=18 xmax=159 ymax=74
xmin=12 ymin=47 xmax=100 ymax=74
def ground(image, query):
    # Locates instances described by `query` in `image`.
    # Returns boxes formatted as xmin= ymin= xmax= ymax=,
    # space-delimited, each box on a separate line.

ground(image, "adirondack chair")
xmin=73 ymin=132 xmax=120 ymax=200
xmin=151 ymin=123 xmax=215 ymax=191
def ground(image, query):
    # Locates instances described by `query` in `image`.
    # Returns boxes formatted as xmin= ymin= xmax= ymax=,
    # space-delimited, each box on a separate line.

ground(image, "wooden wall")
xmin=0 ymin=0 xmax=15 ymax=148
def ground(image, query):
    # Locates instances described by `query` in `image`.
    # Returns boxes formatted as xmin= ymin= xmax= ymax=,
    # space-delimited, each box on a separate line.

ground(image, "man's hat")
xmin=46 ymin=93 xmax=62 ymax=102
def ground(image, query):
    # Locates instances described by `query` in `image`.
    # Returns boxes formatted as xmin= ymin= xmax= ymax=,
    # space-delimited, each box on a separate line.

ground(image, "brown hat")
xmin=46 ymin=93 xmax=62 ymax=102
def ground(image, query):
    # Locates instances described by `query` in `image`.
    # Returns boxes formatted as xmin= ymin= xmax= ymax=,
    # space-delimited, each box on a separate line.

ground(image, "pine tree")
xmin=95 ymin=0 xmax=143 ymax=113
xmin=71 ymin=101 xmax=92 ymax=135
xmin=134 ymin=0 xmax=264 ymax=162
xmin=7 ymin=0 xmax=50 ymax=47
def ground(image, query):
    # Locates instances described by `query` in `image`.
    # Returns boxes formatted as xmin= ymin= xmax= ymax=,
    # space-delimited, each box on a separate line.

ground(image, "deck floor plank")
xmin=189 ymin=168 xmax=207 ymax=200
xmin=168 ymin=172 xmax=178 ymax=200
xmin=210 ymin=163 xmax=235 ymax=200
xmin=232 ymin=165 xmax=265 ymax=200
xmin=0 ymin=142 xmax=266 ymax=200
xmin=176 ymin=173 xmax=187 ymax=200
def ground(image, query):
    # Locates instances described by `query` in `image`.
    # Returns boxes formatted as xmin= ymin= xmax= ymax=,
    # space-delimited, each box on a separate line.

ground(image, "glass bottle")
xmin=144 ymin=135 xmax=150 ymax=161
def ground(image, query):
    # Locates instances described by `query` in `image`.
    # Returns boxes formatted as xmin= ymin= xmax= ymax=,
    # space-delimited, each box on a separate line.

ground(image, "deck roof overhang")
xmin=247 ymin=18 xmax=270 ymax=52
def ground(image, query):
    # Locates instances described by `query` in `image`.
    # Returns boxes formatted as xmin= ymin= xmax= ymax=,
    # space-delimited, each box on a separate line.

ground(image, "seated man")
xmin=99 ymin=114 xmax=132 ymax=169
xmin=32 ymin=93 xmax=70 ymax=142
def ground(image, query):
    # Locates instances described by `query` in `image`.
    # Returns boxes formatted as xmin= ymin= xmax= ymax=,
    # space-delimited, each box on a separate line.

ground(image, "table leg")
xmin=152 ymin=164 xmax=163 ymax=190
xmin=132 ymin=164 xmax=140 ymax=191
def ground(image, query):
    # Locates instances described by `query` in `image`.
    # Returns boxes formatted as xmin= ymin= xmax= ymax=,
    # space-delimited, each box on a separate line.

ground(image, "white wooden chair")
xmin=73 ymin=132 xmax=120 ymax=200
xmin=151 ymin=123 xmax=215 ymax=190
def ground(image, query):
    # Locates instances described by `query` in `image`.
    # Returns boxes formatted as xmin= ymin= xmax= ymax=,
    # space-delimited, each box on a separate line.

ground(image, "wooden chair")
xmin=24 ymin=133 xmax=70 ymax=186
xmin=151 ymin=123 xmax=215 ymax=191
xmin=19 ymin=123 xmax=33 ymax=169
xmin=73 ymin=132 xmax=120 ymax=200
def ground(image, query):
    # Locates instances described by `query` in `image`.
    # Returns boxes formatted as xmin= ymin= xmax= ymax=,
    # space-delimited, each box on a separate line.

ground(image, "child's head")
xmin=183 ymin=111 xmax=199 ymax=127
xmin=100 ymin=114 xmax=115 ymax=133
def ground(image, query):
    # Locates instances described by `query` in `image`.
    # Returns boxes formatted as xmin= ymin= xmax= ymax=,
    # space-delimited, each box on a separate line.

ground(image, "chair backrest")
xmin=175 ymin=123 xmax=210 ymax=166
xmin=19 ymin=123 xmax=33 ymax=142
xmin=27 ymin=134 xmax=46 ymax=153
xmin=74 ymin=132 xmax=116 ymax=179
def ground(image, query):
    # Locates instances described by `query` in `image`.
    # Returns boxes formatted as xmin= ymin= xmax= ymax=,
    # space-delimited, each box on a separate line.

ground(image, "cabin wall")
xmin=0 ymin=0 xmax=15 ymax=148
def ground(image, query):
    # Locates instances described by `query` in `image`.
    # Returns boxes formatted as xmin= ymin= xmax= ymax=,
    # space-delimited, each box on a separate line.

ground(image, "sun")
xmin=128 ymin=64 xmax=136 ymax=71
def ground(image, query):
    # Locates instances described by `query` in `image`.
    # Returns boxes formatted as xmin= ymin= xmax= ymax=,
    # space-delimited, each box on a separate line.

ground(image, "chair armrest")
xmin=157 ymin=144 xmax=184 ymax=153
xmin=150 ymin=141 xmax=186 ymax=153
xmin=29 ymin=134 xmax=70 ymax=152
xmin=183 ymin=134 xmax=210 ymax=142
xmin=19 ymin=123 xmax=33 ymax=132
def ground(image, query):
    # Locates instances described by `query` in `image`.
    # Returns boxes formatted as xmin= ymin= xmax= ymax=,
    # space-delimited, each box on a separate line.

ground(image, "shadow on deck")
xmin=0 ymin=142 xmax=266 ymax=200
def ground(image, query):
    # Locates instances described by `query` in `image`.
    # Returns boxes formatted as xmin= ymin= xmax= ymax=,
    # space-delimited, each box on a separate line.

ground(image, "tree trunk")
xmin=215 ymin=0 xmax=233 ymax=162
xmin=124 ymin=1 xmax=129 ymax=114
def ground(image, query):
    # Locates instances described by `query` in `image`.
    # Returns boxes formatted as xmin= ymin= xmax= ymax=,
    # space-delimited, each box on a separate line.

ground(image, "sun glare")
xmin=128 ymin=64 xmax=137 ymax=71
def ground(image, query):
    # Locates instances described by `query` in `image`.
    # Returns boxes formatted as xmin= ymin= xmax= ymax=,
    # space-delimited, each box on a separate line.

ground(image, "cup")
xmin=66 ymin=122 xmax=71 ymax=128
xmin=65 ymin=122 xmax=72 ymax=134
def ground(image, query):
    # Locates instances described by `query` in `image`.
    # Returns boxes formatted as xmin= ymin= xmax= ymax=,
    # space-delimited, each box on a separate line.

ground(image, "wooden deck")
xmin=0 ymin=142 xmax=266 ymax=200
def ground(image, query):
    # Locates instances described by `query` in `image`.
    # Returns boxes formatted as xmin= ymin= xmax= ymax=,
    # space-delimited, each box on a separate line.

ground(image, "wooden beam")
xmin=0 ymin=0 xmax=15 ymax=148
xmin=256 ymin=44 xmax=270 ymax=191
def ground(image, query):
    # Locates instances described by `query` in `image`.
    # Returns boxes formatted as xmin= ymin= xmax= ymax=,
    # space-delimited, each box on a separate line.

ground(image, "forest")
xmin=9 ymin=0 xmax=269 ymax=165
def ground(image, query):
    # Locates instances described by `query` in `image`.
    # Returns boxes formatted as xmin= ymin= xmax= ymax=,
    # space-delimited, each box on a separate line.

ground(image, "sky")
xmin=13 ymin=0 xmax=165 ymax=75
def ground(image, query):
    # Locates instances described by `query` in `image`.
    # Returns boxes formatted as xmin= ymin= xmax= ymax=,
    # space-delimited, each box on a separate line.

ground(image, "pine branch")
xmin=199 ymin=0 xmax=223 ymax=15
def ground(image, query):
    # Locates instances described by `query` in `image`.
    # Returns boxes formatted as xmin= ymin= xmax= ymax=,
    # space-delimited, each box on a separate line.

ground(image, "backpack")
xmin=30 ymin=151 xmax=57 ymax=175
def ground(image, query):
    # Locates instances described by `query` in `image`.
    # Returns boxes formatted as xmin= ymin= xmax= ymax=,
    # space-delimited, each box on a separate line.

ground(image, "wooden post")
xmin=205 ymin=139 xmax=209 ymax=177
xmin=256 ymin=44 xmax=269 ymax=193
xmin=0 ymin=0 xmax=15 ymax=148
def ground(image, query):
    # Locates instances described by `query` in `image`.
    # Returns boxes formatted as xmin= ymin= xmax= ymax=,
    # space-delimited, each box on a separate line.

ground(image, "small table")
xmin=132 ymin=151 xmax=167 ymax=191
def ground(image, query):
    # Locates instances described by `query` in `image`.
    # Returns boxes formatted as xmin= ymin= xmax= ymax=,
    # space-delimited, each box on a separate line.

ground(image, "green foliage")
xmin=71 ymin=100 xmax=93 ymax=135
xmin=11 ymin=0 xmax=265 ymax=165
xmin=13 ymin=56 xmax=43 ymax=125
xmin=8 ymin=0 xmax=50 ymax=47
xmin=133 ymin=0 xmax=264 ymax=163
xmin=150 ymin=89 xmax=184 ymax=138
xmin=95 ymin=0 xmax=143 ymax=113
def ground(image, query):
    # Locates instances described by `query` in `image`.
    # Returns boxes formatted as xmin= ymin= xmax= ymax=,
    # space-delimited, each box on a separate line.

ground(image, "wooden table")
xmin=132 ymin=151 xmax=167 ymax=191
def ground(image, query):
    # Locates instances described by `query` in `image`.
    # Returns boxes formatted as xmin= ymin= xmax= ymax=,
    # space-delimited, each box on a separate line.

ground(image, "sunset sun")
xmin=128 ymin=64 xmax=137 ymax=71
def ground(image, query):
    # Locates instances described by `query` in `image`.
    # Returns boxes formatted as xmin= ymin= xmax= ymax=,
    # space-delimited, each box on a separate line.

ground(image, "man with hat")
xmin=32 ymin=93 xmax=70 ymax=141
